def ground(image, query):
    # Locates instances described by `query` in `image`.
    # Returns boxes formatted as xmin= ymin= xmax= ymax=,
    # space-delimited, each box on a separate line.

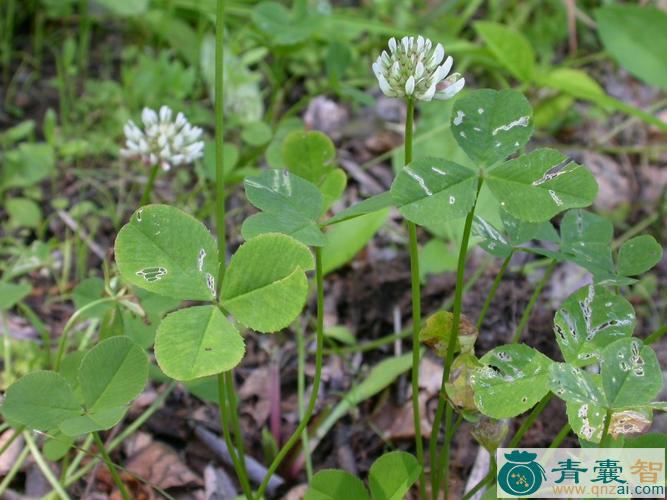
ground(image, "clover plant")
xmin=301 ymin=32 xmax=666 ymax=500
xmin=3 ymin=7 xmax=667 ymax=499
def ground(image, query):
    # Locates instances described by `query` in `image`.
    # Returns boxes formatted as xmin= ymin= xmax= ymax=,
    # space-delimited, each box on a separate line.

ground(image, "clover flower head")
xmin=120 ymin=106 xmax=204 ymax=171
xmin=372 ymin=36 xmax=465 ymax=102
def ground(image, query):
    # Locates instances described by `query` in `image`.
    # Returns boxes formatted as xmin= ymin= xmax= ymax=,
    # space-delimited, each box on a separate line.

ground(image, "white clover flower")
xmin=120 ymin=106 xmax=204 ymax=171
xmin=372 ymin=36 xmax=465 ymax=101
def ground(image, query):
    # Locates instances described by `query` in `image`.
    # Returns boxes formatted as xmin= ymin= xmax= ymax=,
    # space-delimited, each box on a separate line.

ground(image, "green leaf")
xmin=266 ymin=118 xmax=303 ymax=168
xmin=559 ymin=210 xmax=614 ymax=276
xmin=155 ymin=305 xmax=245 ymax=381
xmin=252 ymin=1 xmax=317 ymax=46
xmin=242 ymin=169 xmax=327 ymax=246
xmin=43 ymin=433 xmax=75 ymax=461
xmin=94 ymin=0 xmax=148 ymax=16
xmin=204 ymin=142 xmax=239 ymax=181
xmin=315 ymin=354 xmax=412 ymax=449
xmin=554 ymin=285 xmax=635 ymax=367
xmin=369 ymin=451 xmax=421 ymax=500
xmin=475 ymin=22 xmax=535 ymax=82
xmin=59 ymin=407 xmax=127 ymax=437
xmin=566 ymin=401 xmax=606 ymax=443
xmin=472 ymin=216 xmax=513 ymax=258
xmin=0 ymin=143 xmax=55 ymax=191
xmin=617 ymin=235 xmax=663 ymax=276
xmin=451 ymin=89 xmax=533 ymax=167
xmin=320 ymin=168 xmax=347 ymax=211
xmin=486 ymin=148 xmax=598 ymax=222
xmin=549 ymin=362 xmax=606 ymax=406
xmin=326 ymin=41 xmax=352 ymax=85
xmin=6 ymin=198 xmax=42 ymax=229
xmin=601 ymin=338 xmax=662 ymax=409
xmin=305 ymin=469 xmax=369 ymax=500
xmin=78 ymin=337 xmax=148 ymax=414
xmin=220 ymin=233 xmax=314 ymax=332
xmin=596 ymin=4 xmax=667 ymax=92
xmin=325 ymin=192 xmax=394 ymax=225
xmin=420 ymin=239 xmax=457 ymax=279
xmin=244 ymin=169 xmax=323 ymax=220
xmin=1 ymin=371 xmax=80 ymax=431
xmin=241 ymin=121 xmax=273 ymax=146
xmin=0 ymin=282 xmax=31 ymax=310
xmin=472 ymin=344 xmax=553 ymax=418
xmin=474 ymin=211 xmax=558 ymax=259
xmin=540 ymin=68 xmax=605 ymax=101
xmin=282 ymin=130 xmax=336 ymax=184
xmin=321 ymin=208 xmax=389 ymax=275
xmin=390 ymin=158 xmax=477 ymax=226
xmin=115 ymin=204 xmax=219 ymax=301
xmin=242 ymin=212 xmax=326 ymax=247
xmin=324 ymin=325 xmax=356 ymax=345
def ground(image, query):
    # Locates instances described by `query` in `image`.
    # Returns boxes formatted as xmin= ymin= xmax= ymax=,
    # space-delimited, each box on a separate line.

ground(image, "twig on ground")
xmin=193 ymin=426 xmax=285 ymax=497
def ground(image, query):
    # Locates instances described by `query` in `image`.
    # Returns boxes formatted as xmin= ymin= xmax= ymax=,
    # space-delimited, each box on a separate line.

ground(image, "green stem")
xmin=599 ymin=409 xmax=613 ymax=448
xmin=139 ymin=164 xmax=160 ymax=206
xmin=508 ymin=394 xmax=552 ymax=448
xmin=215 ymin=0 xmax=227 ymax=289
xmin=218 ymin=372 xmax=253 ymax=497
xmin=296 ymin=321 xmax=313 ymax=480
xmin=550 ymin=423 xmax=571 ymax=449
xmin=225 ymin=370 xmax=252 ymax=491
xmin=0 ymin=427 xmax=21 ymax=457
xmin=644 ymin=325 xmax=667 ymax=345
xmin=404 ymin=97 xmax=427 ymax=499
xmin=78 ymin=0 xmax=91 ymax=77
xmin=24 ymin=432 xmax=71 ymax=499
xmin=510 ymin=259 xmax=556 ymax=344
xmin=1 ymin=311 xmax=12 ymax=385
xmin=255 ymin=247 xmax=325 ymax=500
xmin=462 ymin=465 xmax=496 ymax=500
xmin=2 ymin=0 xmax=16 ymax=84
xmin=430 ymin=176 xmax=483 ymax=497
xmin=93 ymin=432 xmax=130 ymax=500
xmin=438 ymin=403 xmax=454 ymax=496
xmin=18 ymin=301 xmax=52 ymax=367
xmin=476 ymin=251 xmax=513 ymax=331
xmin=212 ymin=1 xmax=251 ymax=495
xmin=0 ymin=445 xmax=29 ymax=496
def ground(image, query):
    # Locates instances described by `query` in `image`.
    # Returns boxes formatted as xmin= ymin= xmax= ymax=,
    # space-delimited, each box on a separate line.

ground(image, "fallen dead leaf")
xmin=122 ymin=432 xmax=202 ymax=491
xmin=238 ymin=366 xmax=272 ymax=427
xmin=372 ymin=357 xmax=444 ymax=439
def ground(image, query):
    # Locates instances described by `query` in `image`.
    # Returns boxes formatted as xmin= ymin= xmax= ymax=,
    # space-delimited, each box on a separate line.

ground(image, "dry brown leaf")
xmin=123 ymin=435 xmax=202 ymax=491
xmin=238 ymin=366 xmax=272 ymax=427
xmin=372 ymin=357 xmax=443 ymax=439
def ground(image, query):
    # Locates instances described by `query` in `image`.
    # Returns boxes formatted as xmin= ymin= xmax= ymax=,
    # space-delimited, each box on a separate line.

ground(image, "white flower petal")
xmin=421 ymin=81 xmax=437 ymax=101
xmin=417 ymin=36 xmax=424 ymax=52
xmin=439 ymin=56 xmax=453 ymax=79
xmin=435 ymin=76 xmax=465 ymax=100
xmin=429 ymin=43 xmax=445 ymax=68
xmin=159 ymin=105 xmax=172 ymax=123
xmin=415 ymin=61 xmax=425 ymax=78
xmin=405 ymin=75 xmax=415 ymax=96
xmin=388 ymin=37 xmax=397 ymax=53
xmin=141 ymin=108 xmax=157 ymax=127
xmin=377 ymin=73 xmax=393 ymax=96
